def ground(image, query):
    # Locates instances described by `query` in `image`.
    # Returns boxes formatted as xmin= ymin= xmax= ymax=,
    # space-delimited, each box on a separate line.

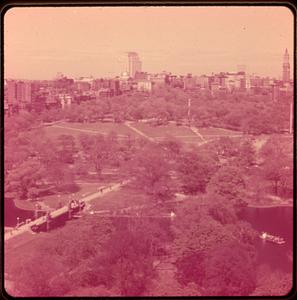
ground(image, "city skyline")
xmin=4 ymin=6 xmax=294 ymax=80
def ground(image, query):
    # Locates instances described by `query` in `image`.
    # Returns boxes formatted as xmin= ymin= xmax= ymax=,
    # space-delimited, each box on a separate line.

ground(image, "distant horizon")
xmin=4 ymin=6 xmax=294 ymax=80
xmin=3 ymin=68 xmax=289 ymax=81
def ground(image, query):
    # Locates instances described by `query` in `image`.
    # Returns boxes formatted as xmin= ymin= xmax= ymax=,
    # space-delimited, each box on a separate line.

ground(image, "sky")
xmin=4 ymin=6 xmax=294 ymax=80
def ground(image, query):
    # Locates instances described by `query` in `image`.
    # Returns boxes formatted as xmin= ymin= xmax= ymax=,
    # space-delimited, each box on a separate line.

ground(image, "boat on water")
xmin=259 ymin=232 xmax=286 ymax=245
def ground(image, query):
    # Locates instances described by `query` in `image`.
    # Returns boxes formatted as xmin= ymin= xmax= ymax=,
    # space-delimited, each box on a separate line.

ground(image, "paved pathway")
xmin=124 ymin=122 xmax=155 ymax=142
xmin=188 ymin=126 xmax=207 ymax=143
xmin=4 ymin=180 xmax=130 ymax=241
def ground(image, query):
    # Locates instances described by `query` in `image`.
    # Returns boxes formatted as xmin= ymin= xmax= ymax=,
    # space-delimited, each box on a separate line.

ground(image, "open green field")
xmin=42 ymin=122 xmax=139 ymax=140
xmin=131 ymin=122 xmax=197 ymax=138
xmin=197 ymin=127 xmax=243 ymax=140
xmin=131 ymin=122 xmax=204 ymax=144
xmin=42 ymin=121 xmax=245 ymax=146
xmin=89 ymin=185 xmax=151 ymax=212
xmin=130 ymin=123 xmax=245 ymax=145
xmin=57 ymin=122 xmax=138 ymax=136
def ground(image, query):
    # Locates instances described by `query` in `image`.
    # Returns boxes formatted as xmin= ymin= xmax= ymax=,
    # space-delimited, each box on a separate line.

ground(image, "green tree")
xmin=201 ymin=242 xmax=256 ymax=296
xmin=207 ymin=165 xmax=247 ymax=207
xmin=177 ymin=150 xmax=219 ymax=194
xmin=131 ymin=143 xmax=173 ymax=201
xmin=260 ymin=136 xmax=292 ymax=196
xmin=56 ymin=134 xmax=77 ymax=164
xmin=5 ymin=160 xmax=47 ymax=200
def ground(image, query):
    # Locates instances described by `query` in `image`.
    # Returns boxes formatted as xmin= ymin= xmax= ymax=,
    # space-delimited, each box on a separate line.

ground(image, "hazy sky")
xmin=4 ymin=6 xmax=294 ymax=79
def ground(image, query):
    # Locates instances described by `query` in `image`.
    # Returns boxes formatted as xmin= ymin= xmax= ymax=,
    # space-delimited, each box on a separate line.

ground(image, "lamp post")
xmin=34 ymin=204 xmax=39 ymax=220
xmin=57 ymin=194 xmax=62 ymax=209
xmin=46 ymin=211 xmax=51 ymax=232
xmin=187 ymin=98 xmax=191 ymax=127
xmin=68 ymin=195 xmax=73 ymax=219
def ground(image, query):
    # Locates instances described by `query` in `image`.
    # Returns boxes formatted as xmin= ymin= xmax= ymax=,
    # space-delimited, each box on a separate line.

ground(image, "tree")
xmin=93 ymin=218 xmax=161 ymax=296
xmin=207 ymin=194 xmax=238 ymax=225
xmin=56 ymin=134 xmax=77 ymax=164
xmin=6 ymin=246 xmax=66 ymax=297
xmin=172 ymin=197 xmax=257 ymax=296
xmin=158 ymin=136 xmax=182 ymax=160
xmin=177 ymin=150 xmax=218 ymax=194
xmin=211 ymin=136 xmax=240 ymax=159
xmin=260 ymin=136 xmax=292 ymax=196
xmin=201 ymin=242 xmax=257 ymax=296
xmin=175 ymin=251 xmax=205 ymax=286
xmin=207 ymin=165 xmax=247 ymax=207
xmin=237 ymin=138 xmax=256 ymax=167
xmin=78 ymin=133 xmax=95 ymax=154
xmin=5 ymin=159 xmax=47 ymax=200
xmin=251 ymin=265 xmax=292 ymax=296
xmin=131 ymin=143 xmax=173 ymax=201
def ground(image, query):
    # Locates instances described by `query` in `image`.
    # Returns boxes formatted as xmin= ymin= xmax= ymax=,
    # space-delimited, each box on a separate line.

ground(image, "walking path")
xmin=4 ymin=180 xmax=130 ymax=241
xmin=188 ymin=126 xmax=207 ymax=143
xmin=124 ymin=121 xmax=155 ymax=142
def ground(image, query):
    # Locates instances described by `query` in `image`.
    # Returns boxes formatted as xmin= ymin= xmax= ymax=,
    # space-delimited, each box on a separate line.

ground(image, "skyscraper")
xmin=128 ymin=52 xmax=142 ymax=78
xmin=282 ymin=48 xmax=290 ymax=83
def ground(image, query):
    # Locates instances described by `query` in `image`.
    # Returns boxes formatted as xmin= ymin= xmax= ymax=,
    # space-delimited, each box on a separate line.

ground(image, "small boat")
xmin=259 ymin=232 xmax=286 ymax=245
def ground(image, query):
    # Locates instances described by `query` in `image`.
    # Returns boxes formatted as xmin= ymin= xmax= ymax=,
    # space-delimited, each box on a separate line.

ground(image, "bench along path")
xmin=4 ymin=180 xmax=130 ymax=241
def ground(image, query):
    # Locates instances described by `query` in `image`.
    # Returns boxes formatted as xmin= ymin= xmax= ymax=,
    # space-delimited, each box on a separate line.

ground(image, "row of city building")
xmin=4 ymin=49 xmax=293 ymax=114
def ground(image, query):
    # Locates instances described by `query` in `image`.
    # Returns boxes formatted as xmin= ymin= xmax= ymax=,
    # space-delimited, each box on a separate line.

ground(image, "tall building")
xmin=16 ymin=81 xmax=32 ymax=105
xmin=237 ymin=64 xmax=246 ymax=73
xmin=6 ymin=80 xmax=17 ymax=106
xmin=128 ymin=52 xmax=142 ymax=78
xmin=282 ymin=48 xmax=290 ymax=83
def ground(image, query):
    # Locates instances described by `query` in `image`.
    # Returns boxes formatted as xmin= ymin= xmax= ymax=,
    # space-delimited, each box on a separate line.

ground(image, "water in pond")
xmin=4 ymin=198 xmax=36 ymax=227
xmin=239 ymin=206 xmax=294 ymax=273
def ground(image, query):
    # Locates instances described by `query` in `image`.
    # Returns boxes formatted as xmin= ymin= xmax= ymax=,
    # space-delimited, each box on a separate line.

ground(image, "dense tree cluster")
xmin=172 ymin=196 xmax=258 ymax=296
xmin=34 ymin=85 xmax=292 ymax=134
xmin=6 ymin=216 xmax=173 ymax=297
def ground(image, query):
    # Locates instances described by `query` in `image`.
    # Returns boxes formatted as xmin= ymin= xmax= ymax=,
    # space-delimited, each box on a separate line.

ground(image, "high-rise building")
xmin=282 ymin=48 xmax=290 ymax=83
xmin=237 ymin=64 xmax=246 ymax=73
xmin=128 ymin=52 xmax=142 ymax=78
xmin=16 ymin=81 xmax=32 ymax=105
xmin=6 ymin=80 xmax=17 ymax=106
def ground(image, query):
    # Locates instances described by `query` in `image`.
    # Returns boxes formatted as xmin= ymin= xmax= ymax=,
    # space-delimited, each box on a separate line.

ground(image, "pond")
xmin=239 ymin=206 xmax=294 ymax=273
xmin=5 ymin=198 xmax=36 ymax=227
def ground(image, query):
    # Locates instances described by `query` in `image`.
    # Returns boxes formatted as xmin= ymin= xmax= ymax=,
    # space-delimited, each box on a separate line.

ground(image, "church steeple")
xmin=283 ymin=48 xmax=290 ymax=83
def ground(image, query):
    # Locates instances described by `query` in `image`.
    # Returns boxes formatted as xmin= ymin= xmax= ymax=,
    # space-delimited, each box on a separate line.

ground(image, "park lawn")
xmin=57 ymin=122 xmax=138 ymax=137
xmin=42 ymin=125 xmax=87 ymax=140
xmin=131 ymin=122 xmax=197 ymax=138
xmin=197 ymin=127 xmax=242 ymax=137
xmin=41 ymin=122 xmax=139 ymax=141
xmin=89 ymin=185 xmax=152 ymax=212
xmin=154 ymin=135 xmax=203 ymax=145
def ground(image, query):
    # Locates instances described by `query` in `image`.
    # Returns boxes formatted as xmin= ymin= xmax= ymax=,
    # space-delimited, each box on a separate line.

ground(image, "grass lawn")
xmin=197 ymin=127 xmax=242 ymax=139
xmin=42 ymin=122 xmax=139 ymax=140
xmin=89 ymin=185 xmax=152 ymax=212
xmin=42 ymin=125 xmax=87 ymax=140
xmin=131 ymin=122 xmax=197 ymax=138
xmin=56 ymin=122 xmax=138 ymax=136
